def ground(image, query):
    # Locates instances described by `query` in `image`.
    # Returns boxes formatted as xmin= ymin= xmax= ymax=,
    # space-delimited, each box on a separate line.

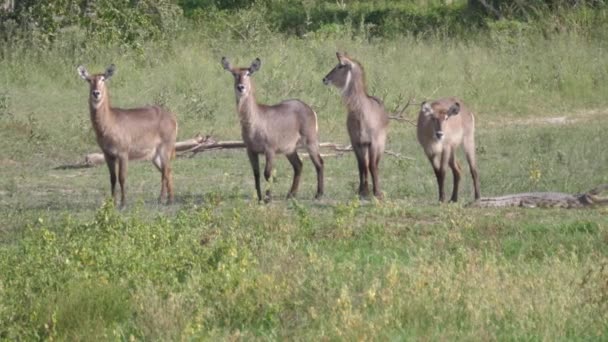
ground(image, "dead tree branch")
xmin=60 ymin=134 xmax=415 ymax=169
xmin=389 ymin=95 xmax=418 ymax=127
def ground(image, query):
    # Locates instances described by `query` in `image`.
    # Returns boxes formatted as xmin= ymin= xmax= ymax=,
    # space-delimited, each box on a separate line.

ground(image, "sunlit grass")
xmin=0 ymin=30 xmax=607 ymax=339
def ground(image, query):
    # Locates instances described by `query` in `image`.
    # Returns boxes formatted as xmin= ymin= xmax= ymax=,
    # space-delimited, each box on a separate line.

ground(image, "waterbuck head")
xmin=420 ymin=101 xmax=460 ymax=141
xmin=322 ymin=52 xmax=353 ymax=91
xmin=77 ymin=64 xmax=116 ymax=107
xmin=221 ymin=57 xmax=261 ymax=98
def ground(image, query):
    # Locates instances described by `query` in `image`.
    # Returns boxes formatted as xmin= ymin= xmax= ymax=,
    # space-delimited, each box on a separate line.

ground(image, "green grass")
xmin=1 ymin=31 xmax=608 ymax=339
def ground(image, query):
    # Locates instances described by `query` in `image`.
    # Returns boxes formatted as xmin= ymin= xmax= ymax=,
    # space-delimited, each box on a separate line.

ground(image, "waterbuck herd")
xmin=77 ymin=52 xmax=480 ymax=207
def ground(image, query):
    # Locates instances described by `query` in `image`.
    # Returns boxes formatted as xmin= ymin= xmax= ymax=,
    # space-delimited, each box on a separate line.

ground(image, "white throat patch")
xmin=92 ymin=98 xmax=104 ymax=109
xmin=341 ymin=70 xmax=352 ymax=95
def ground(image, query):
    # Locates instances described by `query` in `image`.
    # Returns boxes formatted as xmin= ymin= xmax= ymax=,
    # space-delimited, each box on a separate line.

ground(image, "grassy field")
xmin=1 ymin=32 xmax=607 ymax=339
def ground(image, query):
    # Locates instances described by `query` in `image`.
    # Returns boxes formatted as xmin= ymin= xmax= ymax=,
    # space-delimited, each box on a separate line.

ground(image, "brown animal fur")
xmin=323 ymin=52 xmax=389 ymax=199
xmin=77 ymin=64 xmax=177 ymax=207
xmin=417 ymin=97 xmax=480 ymax=202
xmin=221 ymin=57 xmax=324 ymax=202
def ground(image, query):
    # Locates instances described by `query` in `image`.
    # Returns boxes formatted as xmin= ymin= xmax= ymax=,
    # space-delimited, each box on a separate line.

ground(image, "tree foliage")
xmin=0 ymin=0 xmax=606 ymax=47
xmin=0 ymin=0 xmax=182 ymax=46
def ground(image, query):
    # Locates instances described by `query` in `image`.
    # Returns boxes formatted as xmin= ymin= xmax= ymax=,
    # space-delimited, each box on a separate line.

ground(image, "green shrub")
xmin=0 ymin=0 xmax=183 ymax=49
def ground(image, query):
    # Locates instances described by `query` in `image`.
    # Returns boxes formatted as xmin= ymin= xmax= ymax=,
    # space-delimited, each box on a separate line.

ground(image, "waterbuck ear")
xmin=249 ymin=58 xmax=261 ymax=74
xmin=104 ymin=64 xmax=116 ymax=80
xmin=221 ymin=57 xmax=232 ymax=71
xmin=77 ymin=65 xmax=90 ymax=81
xmin=447 ymin=102 xmax=461 ymax=117
xmin=421 ymin=101 xmax=433 ymax=116
xmin=336 ymin=52 xmax=346 ymax=65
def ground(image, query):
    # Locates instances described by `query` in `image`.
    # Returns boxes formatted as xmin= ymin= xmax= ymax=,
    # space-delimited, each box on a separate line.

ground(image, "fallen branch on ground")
xmin=468 ymin=184 xmax=608 ymax=209
xmin=59 ymin=134 xmax=414 ymax=169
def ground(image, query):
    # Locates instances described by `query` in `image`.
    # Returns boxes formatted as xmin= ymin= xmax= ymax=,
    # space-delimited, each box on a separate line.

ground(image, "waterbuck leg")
xmin=104 ymin=153 xmax=118 ymax=206
xmin=165 ymin=163 xmax=174 ymax=205
xmin=306 ymin=145 xmax=324 ymax=199
xmin=286 ymin=152 xmax=303 ymax=199
xmin=449 ymin=154 xmax=462 ymax=203
xmin=159 ymin=171 xmax=167 ymax=204
xmin=263 ymin=151 xmax=275 ymax=202
xmin=117 ymin=155 xmax=128 ymax=209
xmin=369 ymin=146 xmax=383 ymax=200
xmin=470 ymin=163 xmax=480 ymax=200
xmin=464 ymin=153 xmax=481 ymax=201
xmin=264 ymin=150 xmax=275 ymax=182
xmin=353 ymin=144 xmax=370 ymax=198
xmin=435 ymin=167 xmax=446 ymax=202
xmin=162 ymin=147 xmax=174 ymax=204
xmin=247 ymin=149 xmax=263 ymax=202
xmin=463 ymin=137 xmax=481 ymax=200
xmin=429 ymin=156 xmax=445 ymax=202
xmin=152 ymin=154 xmax=166 ymax=204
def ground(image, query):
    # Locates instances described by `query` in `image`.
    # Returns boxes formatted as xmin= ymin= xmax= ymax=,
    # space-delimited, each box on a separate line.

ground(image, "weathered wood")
xmin=468 ymin=185 xmax=608 ymax=208
xmin=188 ymin=140 xmax=246 ymax=154
xmin=73 ymin=134 xmax=414 ymax=169
xmin=84 ymin=153 xmax=106 ymax=166
xmin=175 ymin=133 xmax=209 ymax=151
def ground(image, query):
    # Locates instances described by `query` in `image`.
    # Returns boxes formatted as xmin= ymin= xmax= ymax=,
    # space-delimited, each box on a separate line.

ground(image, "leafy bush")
xmin=2 ymin=0 xmax=607 ymax=51
xmin=0 ymin=0 xmax=183 ymax=48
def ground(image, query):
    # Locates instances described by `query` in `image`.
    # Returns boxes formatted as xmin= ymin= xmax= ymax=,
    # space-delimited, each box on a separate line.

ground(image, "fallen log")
xmin=75 ymin=134 xmax=414 ymax=168
xmin=175 ymin=133 xmax=211 ymax=151
xmin=468 ymin=184 xmax=608 ymax=209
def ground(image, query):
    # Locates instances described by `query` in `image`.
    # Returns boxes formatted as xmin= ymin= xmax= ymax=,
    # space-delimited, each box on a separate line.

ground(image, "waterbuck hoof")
xmin=264 ymin=190 xmax=272 ymax=203
xmin=359 ymin=192 xmax=370 ymax=200
xmin=374 ymin=192 xmax=384 ymax=201
xmin=314 ymin=192 xmax=323 ymax=200
xmin=286 ymin=192 xmax=297 ymax=200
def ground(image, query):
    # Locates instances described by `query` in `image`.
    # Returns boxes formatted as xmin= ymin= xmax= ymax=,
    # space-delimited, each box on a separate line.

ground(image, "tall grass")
xmin=1 ymin=23 xmax=608 ymax=340
xmin=1 ymin=30 xmax=607 ymax=156
xmin=1 ymin=200 xmax=606 ymax=339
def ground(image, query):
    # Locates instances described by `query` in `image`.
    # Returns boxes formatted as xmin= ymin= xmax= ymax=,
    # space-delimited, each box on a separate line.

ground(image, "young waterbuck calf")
xmin=323 ymin=52 xmax=389 ymax=199
xmin=221 ymin=57 xmax=324 ymax=202
xmin=77 ymin=64 xmax=178 ymax=207
xmin=417 ymin=97 xmax=480 ymax=202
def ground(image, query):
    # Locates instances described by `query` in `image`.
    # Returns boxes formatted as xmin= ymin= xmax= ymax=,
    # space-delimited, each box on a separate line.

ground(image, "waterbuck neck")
xmin=89 ymin=94 xmax=115 ymax=134
xmin=340 ymin=64 xmax=368 ymax=112
xmin=236 ymin=90 xmax=260 ymax=126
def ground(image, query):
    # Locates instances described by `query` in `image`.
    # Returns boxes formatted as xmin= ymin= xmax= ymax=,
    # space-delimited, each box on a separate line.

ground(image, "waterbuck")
xmin=221 ymin=57 xmax=324 ymax=202
xmin=323 ymin=52 xmax=389 ymax=199
xmin=417 ymin=97 xmax=480 ymax=202
xmin=77 ymin=64 xmax=178 ymax=207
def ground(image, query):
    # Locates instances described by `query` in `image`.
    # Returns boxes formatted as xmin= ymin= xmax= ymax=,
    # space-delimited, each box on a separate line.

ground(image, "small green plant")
xmin=0 ymin=92 xmax=12 ymax=120
xmin=528 ymin=157 xmax=543 ymax=185
xmin=291 ymin=199 xmax=313 ymax=232
xmin=333 ymin=199 xmax=360 ymax=236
